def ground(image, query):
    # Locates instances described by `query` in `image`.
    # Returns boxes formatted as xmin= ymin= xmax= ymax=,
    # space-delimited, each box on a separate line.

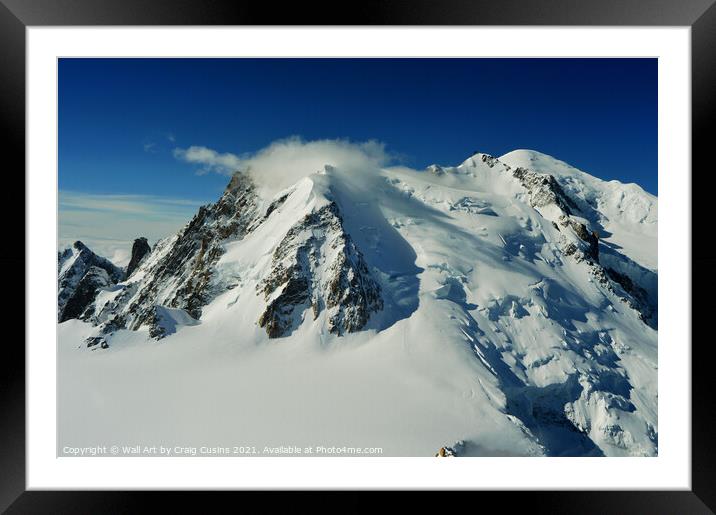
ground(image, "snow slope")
xmin=499 ymin=149 xmax=657 ymax=271
xmin=58 ymin=149 xmax=658 ymax=457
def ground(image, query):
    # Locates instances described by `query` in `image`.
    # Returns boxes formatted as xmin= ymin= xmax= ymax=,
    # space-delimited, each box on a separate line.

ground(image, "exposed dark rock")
xmin=562 ymin=242 xmax=578 ymax=256
xmin=58 ymin=248 xmax=73 ymax=271
xmin=143 ymin=305 xmax=199 ymax=340
xmin=325 ymin=242 xmax=383 ymax=335
xmin=59 ymin=266 xmax=111 ymax=322
xmin=58 ymin=241 xmax=124 ymax=320
xmin=565 ymin=218 xmax=600 ymax=262
xmin=85 ymin=336 xmax=108 ymax=349
xmin=224 ymin=171 xmax=248 ymax=193
xmin=512 ymin=161 xmax=599 ymax=262
xmin=506 ymin=162 xmax=652 ymax=323
xmin=571 ymin=221 xmax=590 ymax=241
xmin=125 ymin=237 xmax=151 ymax=278
xmin=579 ymin=258 xmax=656 ymax=329
xmin=479 ymin=153 xmax=499 ymax=168
xmin=258 ymin=275 xmax=310 ymax=338
xmin=606 ymin=267 xmax=641 ymax=297
xmin=435 ymin=441 xmax=464 ymax=457
xmin=99 ymin=315 xmax=126 ymax=335
xmin=87 ymin=171 xmax=260 ymax=332
xmin=435 ymin=447 xmax=455 ymax=457
xmin=147 ymin=306 xmax=168 ymax=340
xmin=265 ymin=191 xmax=292 ymax=218
xmin=605 ymin=267 xmax=655 ymax=326
xmin=553 ymin=210 xmax=652 ymax=327
xmin=512 ymin=167 xmax=578 ymax=214
xmin=258 ymin=201 xmax=383 ymax=338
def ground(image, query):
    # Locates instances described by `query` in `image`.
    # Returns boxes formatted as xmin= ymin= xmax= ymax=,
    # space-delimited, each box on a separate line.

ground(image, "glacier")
xmin=57 ymin=149 xmax=658 ymax=457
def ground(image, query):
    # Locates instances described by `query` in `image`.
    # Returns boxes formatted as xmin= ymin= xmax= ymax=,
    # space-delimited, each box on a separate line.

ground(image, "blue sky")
xmin=58 ymin=58 xmax=657 ymax=261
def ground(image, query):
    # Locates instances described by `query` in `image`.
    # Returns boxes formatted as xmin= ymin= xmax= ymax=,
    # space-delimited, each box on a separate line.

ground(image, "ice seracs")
xmin=58 ymin=148 xmax=658 ymax=457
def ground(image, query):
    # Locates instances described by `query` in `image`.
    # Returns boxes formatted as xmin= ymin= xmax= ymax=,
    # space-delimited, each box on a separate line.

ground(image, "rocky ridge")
xmin=257 ymin=201 xmax=383 ymax=338
xmin=485 ymin=153 xmax=656 ymax=328
xmin=125 ymin=237 xmax=151 ymax=278
xmin=86 ymin=171 xmax=260 ymax=336
xmin=72 ymin=170 xmax=385 ymax=341
xmin=57 ymin=241 xmax=124 ymax=322
xmin=58 ymin=149 xmax=659 ymax=457
xmin=60 ymin=154 xmax=656 ymax=340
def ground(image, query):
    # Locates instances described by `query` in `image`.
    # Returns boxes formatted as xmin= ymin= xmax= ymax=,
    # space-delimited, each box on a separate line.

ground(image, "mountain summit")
xmin=58 ymin=240 xmax=124 ymax=322
xmin=58 ymin=150 xmax=658 ymax=457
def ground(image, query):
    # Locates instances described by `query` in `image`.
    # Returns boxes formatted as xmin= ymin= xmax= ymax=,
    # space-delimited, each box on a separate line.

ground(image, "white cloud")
xmin=61 ymin=138 xmax=394 ymax=263
xmin=173 ymin=146 xmax=243 ymax=175
xmin=173 ymin=137 xmax=391 ymax=194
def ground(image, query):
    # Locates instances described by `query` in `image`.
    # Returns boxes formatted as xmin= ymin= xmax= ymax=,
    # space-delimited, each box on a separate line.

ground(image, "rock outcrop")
xmin=557 ymin=215 xmax=600 ymax=262
xmin=59 ymin=266 xmax=112 ymax=322
xmin=258 ymin=201 xmax=383 ymax=338
xmin=125 ymin=237 xmax=151 ymax=278
xmin=88 ymin=171 xmax=260 ymax=335
xmin=59 ymin=152 xmax=655 ymax=342
xmin=65 ymin=172 xmax=384 ymax=341
xmin=58 ymin=241 xmax=124 ymax=321
xmin=511 ymin=166 xmax=578 ymax=214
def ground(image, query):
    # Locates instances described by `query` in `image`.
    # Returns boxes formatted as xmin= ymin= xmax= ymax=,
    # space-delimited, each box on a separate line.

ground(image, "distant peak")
xmin=72 ymin=240 xmax=89 ymax=251
xmin=126 ymin=237 xmax=152 ymax=279
xmin=499 ymin=149 xmax=581 ymax=178
xmin=504 ymin=148 xmax=545 ymax=156
xmin=224 ymin=170 xmax=254 ymax=194
xmin=500 ymin=149 xmax=561 ymax=164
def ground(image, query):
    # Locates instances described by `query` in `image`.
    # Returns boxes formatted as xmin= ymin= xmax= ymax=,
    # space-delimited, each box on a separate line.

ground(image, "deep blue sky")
xmin=59 ymin=58 xmax=657 ymax=199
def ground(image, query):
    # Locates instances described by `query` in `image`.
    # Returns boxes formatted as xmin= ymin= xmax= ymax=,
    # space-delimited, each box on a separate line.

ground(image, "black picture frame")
xmin=2 ymin=0 xmax=713 ymax=512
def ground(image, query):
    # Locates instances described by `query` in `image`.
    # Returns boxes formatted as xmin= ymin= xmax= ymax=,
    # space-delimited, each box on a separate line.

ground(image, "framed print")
xmin=2 ymin=0 xmax=714 ymax=511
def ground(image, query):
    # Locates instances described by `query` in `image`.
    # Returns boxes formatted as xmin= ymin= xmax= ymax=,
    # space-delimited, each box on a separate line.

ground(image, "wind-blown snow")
xmin=58 ymin=147 xmax=658 ymax=457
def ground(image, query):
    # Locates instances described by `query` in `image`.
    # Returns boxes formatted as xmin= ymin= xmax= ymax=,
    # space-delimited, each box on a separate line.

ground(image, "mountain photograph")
xmin=58 ymin=58 xmax=657 ymax=457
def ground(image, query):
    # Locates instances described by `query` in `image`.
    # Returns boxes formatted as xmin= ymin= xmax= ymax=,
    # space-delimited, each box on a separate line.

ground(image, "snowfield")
xmin=58 ymin=149 xmax=657 ymax=457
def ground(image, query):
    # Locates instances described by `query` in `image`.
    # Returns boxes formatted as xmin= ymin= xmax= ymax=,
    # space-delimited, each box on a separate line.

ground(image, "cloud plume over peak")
xmin=174 ymin=137 xmax=391 ymax=193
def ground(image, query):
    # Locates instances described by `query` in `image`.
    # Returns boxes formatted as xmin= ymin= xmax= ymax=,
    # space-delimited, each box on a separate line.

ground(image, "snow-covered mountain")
xmin=58 ymin=241 xmax=124 ymax=322
xmin=58 ymin=149 xmax=658 ymax=457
